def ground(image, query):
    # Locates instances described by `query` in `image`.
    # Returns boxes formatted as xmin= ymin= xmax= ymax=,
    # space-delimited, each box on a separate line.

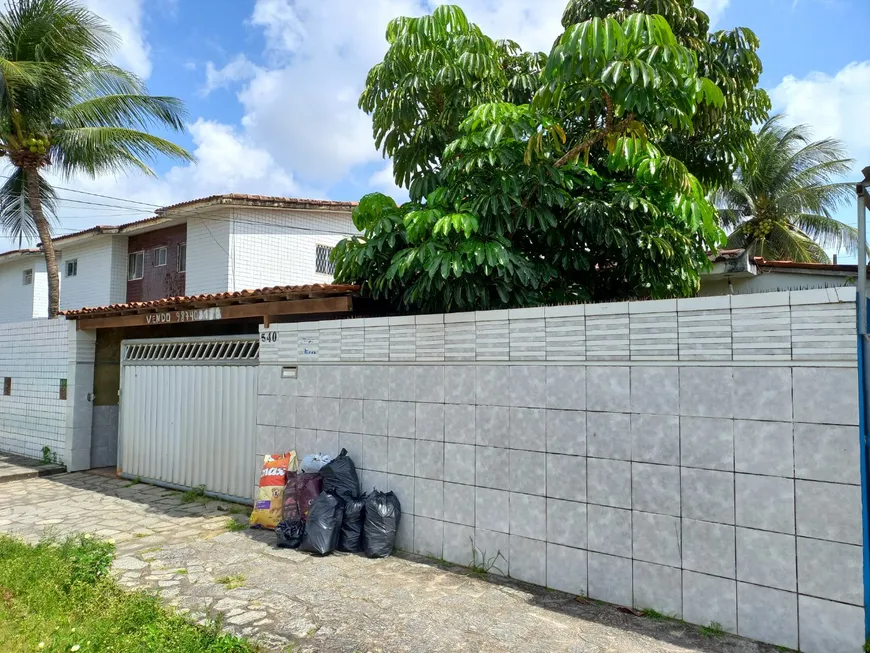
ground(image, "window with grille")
xmin=3 ymin=377 xmax=10 ymax=395
xmin=177 ymin=243 xmax=186 ymax=272
xmin=154 ymin=246 xmax=167 ymax=267
xmin=22 ymin=269 xmax=32 ymax=285
xmin=128 ymin=251 xmax=144 ymax=280
xmin=315 ymin=245 xmax=335 ymax=275
xmin=66 ymin=259 xmax=77 ymax=277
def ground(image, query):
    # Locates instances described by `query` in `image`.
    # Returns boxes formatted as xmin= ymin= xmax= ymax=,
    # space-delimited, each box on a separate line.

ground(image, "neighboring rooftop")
xmin=0 ymin=194 xmax=359 ymax=259
xmin=156 ymin=194 xmax=358 ymax=214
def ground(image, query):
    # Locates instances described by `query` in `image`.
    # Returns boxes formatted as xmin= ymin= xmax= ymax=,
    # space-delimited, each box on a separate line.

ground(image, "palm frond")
xmin=0 ymin=167 xmax=57 ymax=243
xmin=72 ymin=60 xmax=145 ymax=98
xmin=58 ymin=94 xmax=187 ymax=131
xmin=764 ymin=220 xmax=830 ymax=263
xmin=790 ymin=212 xmax=864 ymax=254
xmin=52 ymin=126 xmax=194 ymax=177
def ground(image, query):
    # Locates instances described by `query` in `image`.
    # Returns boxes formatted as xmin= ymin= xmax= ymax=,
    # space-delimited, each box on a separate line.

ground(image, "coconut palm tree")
xmin=716 ymin=114 xmax=859 ymax=263
xmin=0 ymin=0 xmax=193 ymax=317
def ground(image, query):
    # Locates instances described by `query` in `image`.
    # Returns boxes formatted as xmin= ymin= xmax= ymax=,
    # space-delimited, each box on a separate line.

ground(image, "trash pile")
xmin=251 ymin=449 xmax=401 ymax=558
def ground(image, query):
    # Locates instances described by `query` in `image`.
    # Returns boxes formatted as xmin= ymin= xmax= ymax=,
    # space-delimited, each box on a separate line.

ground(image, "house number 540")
xmin=260 ymin=332 xmax=278 ymax=343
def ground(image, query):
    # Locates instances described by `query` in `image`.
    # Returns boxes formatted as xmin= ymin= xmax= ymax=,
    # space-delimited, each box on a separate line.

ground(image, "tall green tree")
xmin=336 ymin=2 xmax=767 ymax=312
xmin=716 ymin=114 xmax=858 ymax=263
xmin=0 ymin=0 xmax=193 ymax=317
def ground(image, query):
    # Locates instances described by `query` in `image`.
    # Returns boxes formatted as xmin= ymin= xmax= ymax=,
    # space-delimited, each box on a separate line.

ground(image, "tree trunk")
xmin=26 ymin=169 xmax=59 ymax=318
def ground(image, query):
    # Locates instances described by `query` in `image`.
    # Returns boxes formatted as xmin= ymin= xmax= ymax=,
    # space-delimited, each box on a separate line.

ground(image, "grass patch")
xmin=180 ymin=485 xmax=209 ymax=504
xmin=215 ymin=575 xmax=246 ymax=590
xmin=227 ymin=506 xmax=247 ymax=516
xmin=123 ymin=477 xmax=141 ymax=488
xmin=700 ymin=621 xmax=725 ymax=638
xmin=0 ymin=534 xmax=254 ymax=652
xmin=224 ymin=518 xmax=247 ymax=533
xmin=642 ymin=608 xmax=678 ymax=621
xmin=175 ymin=569 xmax=188 ymax=576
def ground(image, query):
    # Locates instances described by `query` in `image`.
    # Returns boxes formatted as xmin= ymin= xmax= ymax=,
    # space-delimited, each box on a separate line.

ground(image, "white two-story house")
xmin=0 ymin=194 xmax=358 ymax=320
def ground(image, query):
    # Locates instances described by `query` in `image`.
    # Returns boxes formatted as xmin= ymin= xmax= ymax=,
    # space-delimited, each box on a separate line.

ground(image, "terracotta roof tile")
xmin=61 ymin=283 xmax=360 ymax=318
xmin=157 ymin=194 xmax=358 ymax=213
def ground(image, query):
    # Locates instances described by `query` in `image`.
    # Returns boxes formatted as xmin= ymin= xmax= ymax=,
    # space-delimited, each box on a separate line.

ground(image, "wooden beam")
xmin=74 ymin=296 xmax=353 ymax=330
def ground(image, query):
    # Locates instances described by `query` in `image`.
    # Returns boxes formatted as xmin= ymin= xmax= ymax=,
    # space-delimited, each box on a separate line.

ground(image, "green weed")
xmin=700 ymin=621 xmax=725 ymax=638
xmin=0 ymin=534 xmax=253 ymax=652
xmin=215 ymin=574 xmax=245 ymax=590
xmin=224 ymin=518 xmax=247 ymax=533
xmin=181 ymin=485 xmax=208 ymax=504
xmin=175 ymin=569 xmax=188 ymax=575
xmin=642 ymin=609 xmax=678 ymax=621
xmin=123 ymin=477 xmax=141 ymax=488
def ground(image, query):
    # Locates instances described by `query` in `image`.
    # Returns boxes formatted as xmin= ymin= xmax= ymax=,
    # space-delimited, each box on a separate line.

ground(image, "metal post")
xmin=857 ymin=167 xmax=870 ymax=640
xmin=859 ymin=168 xmax=869 ymax=334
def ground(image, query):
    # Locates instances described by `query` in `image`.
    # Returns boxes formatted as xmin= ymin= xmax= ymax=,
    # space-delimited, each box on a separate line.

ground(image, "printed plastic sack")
xmin=282 ymin=472 xmax=302 ymax=521
xmin=299 ymin=490 xmax=345 ymax=555
xmin=363 ymin=490 xmax=402 ymax=558
xmin=250 ymin=452 xmax=298 ymax=529
xmin=275 ymin=519 xmax=305 ymax=549
xmin=319 ymin=448 xmax=360 ymax=500
xmin=338 ymin=494 xmax=367 ymax=553
xmin=301 ymin=453 xmax=332 ymax=473
xmin=295 ymin=473 xmax=323 ymax=521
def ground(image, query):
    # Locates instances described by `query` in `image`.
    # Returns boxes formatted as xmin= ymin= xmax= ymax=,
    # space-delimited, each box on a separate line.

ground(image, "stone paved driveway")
xmin=0 ymin=472 xmax=780 ymax=653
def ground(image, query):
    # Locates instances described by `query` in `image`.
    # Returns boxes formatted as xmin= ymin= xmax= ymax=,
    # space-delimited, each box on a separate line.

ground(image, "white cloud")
xmin=450 ymin=0 xmax=563 ymax=53
xmin=770 ymin=61 xmax=870 ymax=166
xmin=203 ymin=55 xmax=262 ymax=95
xmin=368 ymin=162 xmax=410 ymax=203
xmin=81 ymin=0 xmax=152 ymax=79
xmin=231 ymin=0 xmax=424 ymax=185
xmin=0 ymin=118 xmax=317 ymax=250
xmin=695 ymin=0 xmax=730 ymax=27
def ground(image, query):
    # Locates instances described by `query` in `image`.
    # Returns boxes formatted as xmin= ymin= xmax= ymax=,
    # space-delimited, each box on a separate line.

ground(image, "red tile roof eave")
xmin=60 ymin=283 xmax=361 ymax=319
xmin=156 ymin=194 xmax=358 ymax=214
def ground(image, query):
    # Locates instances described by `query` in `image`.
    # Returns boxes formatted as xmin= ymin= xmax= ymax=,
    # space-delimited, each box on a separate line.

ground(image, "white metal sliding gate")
xmin=119 ymin=336 xmax=259 ymax=502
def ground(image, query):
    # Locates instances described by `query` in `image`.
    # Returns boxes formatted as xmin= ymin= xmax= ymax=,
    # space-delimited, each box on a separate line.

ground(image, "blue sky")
xmin=3 ymin=0 xmax=869 ymax=257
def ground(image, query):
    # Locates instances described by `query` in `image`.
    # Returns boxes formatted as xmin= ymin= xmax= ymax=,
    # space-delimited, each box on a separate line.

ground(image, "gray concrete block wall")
xmin=256 ymin=289 xmax=864 ymax=653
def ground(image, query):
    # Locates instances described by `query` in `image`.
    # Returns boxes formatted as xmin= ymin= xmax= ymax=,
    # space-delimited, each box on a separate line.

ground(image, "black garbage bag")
xmin=299 ymin=490 xmax=345 ymax=555
xmin=363 ymin=490 xmax=402 ymax=558
xmin=319 ymin=448 xmax=360 ymax=501
xmin=275 ymin=519 xmax=305 ymax=549
xmin=338 ymin=494 xmax=367 ymax=553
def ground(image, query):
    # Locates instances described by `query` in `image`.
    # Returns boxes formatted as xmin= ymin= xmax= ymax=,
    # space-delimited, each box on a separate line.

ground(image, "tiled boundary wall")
xmin=0 ymin=319 xmax=69 ymax=461
xmin=0 ymin=319 xmax=95 ymax=470
xmin=256 ymin=288 xmax=863 ymax=653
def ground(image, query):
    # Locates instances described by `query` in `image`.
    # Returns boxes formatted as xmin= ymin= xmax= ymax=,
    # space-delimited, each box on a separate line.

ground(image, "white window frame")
xmin=154 ymin=246 xmax=167 ymax=267
xmin=22 ymin=269 xmax=32 ymax=285
xmin=66 ymin=259 xmax=78 ymax=277
xmin=177 ymin=242 xmax=186 ymax=273
xmin=315 ymin=244 xmax=335 ymax=275
xmin=128 ymin=251 xmax=144 ymax=281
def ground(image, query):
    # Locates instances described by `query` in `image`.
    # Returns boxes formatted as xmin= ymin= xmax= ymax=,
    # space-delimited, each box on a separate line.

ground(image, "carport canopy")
xmin=60 ymin=283 xmax=361 ymax=330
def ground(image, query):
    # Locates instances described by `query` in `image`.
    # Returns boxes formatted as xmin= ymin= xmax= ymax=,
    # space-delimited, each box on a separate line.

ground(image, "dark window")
xmin=3 ymin=377 xmax=10 ymax=396
xmin=177 ymin=243 xmax=186 ymax=273
xmin=22 ymin=269 xmax=32 ymax=285
xmin=315 ymin=245 xmax=335 ymax=275
xmin=66 ymin=259 xmax=78 ymax=277
xmin=154 ymin=246 xmax=167 ymax=267
xmin=128 ymin=251 xmax=144 ymax=280
xmin=59 ymin=379 xmax=67 ymax=400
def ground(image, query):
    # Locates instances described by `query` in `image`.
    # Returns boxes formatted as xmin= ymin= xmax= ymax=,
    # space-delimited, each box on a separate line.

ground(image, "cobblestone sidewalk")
xmin=0 ymin=472 xmax=780 ymax=653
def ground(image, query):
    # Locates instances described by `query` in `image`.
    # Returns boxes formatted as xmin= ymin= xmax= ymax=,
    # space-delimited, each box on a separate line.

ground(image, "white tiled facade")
xmin=257 ymin=288 xmax=863 ymax=653
xmin=58 ymin=236 xmax=128 ymax=312
xmin=0 ymin=255 xmax=47 ymax=322
xmin=185 ymin=215 xmax=231 ymax=296
xmin=227 ymin=207 xmax=356 ymax=290
xmin=0 ymin=319 xmax=68 ymax=461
